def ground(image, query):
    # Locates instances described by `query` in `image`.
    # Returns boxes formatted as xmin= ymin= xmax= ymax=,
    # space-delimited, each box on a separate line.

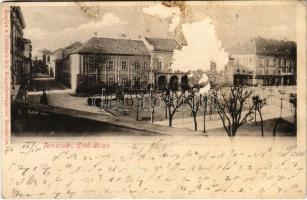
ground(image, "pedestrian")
xmin=40 ymin=89 xmax=48 ymax=105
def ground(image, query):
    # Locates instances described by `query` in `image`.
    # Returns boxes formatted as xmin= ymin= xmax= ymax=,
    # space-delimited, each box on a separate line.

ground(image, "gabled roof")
xmin=144 ymin=37 xmax=181 ymax=52
xmin=228 ymin=37 xmax=296 ymax=56
xmin=74 ymin=37 xmax=150 ymax=56
xmin=254 ymin=37 xmax=296 ymax=55
xmin=62 ymin=42 xmax=82 ymax=58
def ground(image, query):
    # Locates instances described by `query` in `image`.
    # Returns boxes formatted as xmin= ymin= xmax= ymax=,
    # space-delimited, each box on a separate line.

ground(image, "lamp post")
xmin=203 ymin=95 xmax=208 ymax=133
xmin=278 ymin=90 xmax=286 ymax=119
xmin=150 ymin=88 xmax=154 ymax=123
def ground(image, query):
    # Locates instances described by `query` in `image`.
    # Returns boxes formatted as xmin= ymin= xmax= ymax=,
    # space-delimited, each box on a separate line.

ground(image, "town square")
xmin=3 ymin=1 xmax=306 ymax=199
xmin=9 ymin=3 xmax=297 ymax=138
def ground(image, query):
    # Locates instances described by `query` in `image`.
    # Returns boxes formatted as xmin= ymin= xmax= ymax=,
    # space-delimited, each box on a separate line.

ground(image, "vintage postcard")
xmin=1 ymin=1 xmax=306 ymax=198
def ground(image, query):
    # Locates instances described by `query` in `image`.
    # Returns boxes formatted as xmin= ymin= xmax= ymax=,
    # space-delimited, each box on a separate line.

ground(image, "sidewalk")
xmin=154 ymin=103 xmax=294 ymax=131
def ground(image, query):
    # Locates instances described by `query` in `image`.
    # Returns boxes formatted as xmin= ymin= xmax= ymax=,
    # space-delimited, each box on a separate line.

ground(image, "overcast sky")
xmin=20 ymin=2 xmax=297 ymax=56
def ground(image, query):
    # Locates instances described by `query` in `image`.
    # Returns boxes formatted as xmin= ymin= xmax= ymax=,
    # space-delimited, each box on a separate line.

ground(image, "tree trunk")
xmin=193 ymin=113 xmax=197 ymax=131
xmin=203 ymin=110 xmax=206 ymax=133
xmin=258 ymin=110 xmax=264 ymax=137
xmin=169 ymin=115 xmax=173 ymax=127
xmin=254 ymin=109 xmax=257 ymax=125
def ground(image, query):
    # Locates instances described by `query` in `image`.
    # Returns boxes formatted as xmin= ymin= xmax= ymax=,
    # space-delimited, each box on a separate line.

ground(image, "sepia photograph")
xmin=10 ymin=2 xmax=297 ymax=139
xmin=1 ymin=1 xmax=306 ymax=198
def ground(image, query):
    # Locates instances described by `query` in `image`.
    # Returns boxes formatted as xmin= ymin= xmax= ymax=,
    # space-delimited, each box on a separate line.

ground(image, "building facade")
xmin=205 ymin=61 xmax=223 ymax=87
xmin=56 ymin=37 xmax=151 ymax=92
xmin=10 ymin=6 xmax=26 ymax=92
xmin=143 ymin=37 xmax=186 ymax=88
xmin=54 ymin=42 xmax=82 ymax=87
xmin=227 ymin=37 xmax=296 ymax=86
xmin=55 ymin=36 xmax=188 ymax=92
xmin=23 ymin=38 xmax=32 ymax=74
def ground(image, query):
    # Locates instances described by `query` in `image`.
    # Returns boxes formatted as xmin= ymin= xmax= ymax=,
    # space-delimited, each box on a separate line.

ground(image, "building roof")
xmin=39 ymin=48 xmax=52 ymax=55
xmin=228 ymin=37 xmax=296 ymax=56
xmin=74 ymin=37 xmax=150 ymax=56
xmin=12 ymin=6 xmax=26 ymax=29
xmin=145 ymin=37 xmax=181 ymax=52
xmin=22 ymin=38 xmax=31 ymax=43
xmin=254 ymin=37 xmax=296 ymax=55
xmin=51 ymin=48 xmax=63 ymax=55
xmin=62 ymin=42 xmax=82 ymax=58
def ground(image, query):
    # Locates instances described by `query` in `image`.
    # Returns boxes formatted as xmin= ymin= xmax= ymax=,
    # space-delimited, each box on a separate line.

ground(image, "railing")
xmin=77 ymin=74 xmax=103 ymax=87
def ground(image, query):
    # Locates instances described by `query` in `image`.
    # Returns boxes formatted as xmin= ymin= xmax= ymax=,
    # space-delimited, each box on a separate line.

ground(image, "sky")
xmin=20 ymin=1 xmax=297 ymax=71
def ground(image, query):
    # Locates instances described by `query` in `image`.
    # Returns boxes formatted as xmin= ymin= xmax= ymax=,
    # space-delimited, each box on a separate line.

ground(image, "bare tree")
xmin=213 ymin=87 xmax=255 ymax=137
xmin=252 ymin=95 xmax=265 ymax=137
xmin=160 ymin=80 xmax=185 ymax=127
xmin=184 ymin=89 xmax=202 ymax=131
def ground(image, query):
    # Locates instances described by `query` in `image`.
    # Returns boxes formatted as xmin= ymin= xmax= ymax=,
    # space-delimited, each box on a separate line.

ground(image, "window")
xmin=108 ymin=60 xmax=114 ymax=70
xmin=143 ymin=61 xmax=147 ymax=70
xmin=286 ymin=60 xmax=291 ymax=66
xmin=121 ymin=76 xmax=128 ymax=85
xmin=259 ymin=57 xmax=265 ymax=67
xmin=236 ymin=69 xmax=240 ymax=73
xmin=158 ymin=61 xmax=162 ymax=71
xmin=280 ymin=58 xmax=284 ymax=67
xmin=265 ymin=57 xmax=269 ymax=66
xmin=121 ymin=60 xmax=127 ymax=70
xmin=269 ymin=57 xmax=274 ymax=66
xmin=107 ymin=76 xmax=115 ymax=86
xmin=135 ymin=61 xmax=140 ymax=70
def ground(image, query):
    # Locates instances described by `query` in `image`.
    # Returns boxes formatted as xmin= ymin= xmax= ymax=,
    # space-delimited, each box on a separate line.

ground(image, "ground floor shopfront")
xmin=233 ymin=74 xmax=296 ymax=86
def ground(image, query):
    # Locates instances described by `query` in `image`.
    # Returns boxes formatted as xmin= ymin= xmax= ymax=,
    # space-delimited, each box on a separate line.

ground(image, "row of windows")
xmin=234 ymin=56 xmax=295 ymax=68
xmin=82 ymin=57 xmax=164 ymax=74
xmin=107 ymin=60 xmax=148 ymax=71
xmin=258 ymin=57 xmax=294 ymax=67
xmin=235 ymin=67 xmax=294 ymax=75
xmin=234 ymin=57 xmax=253 ymax=66
xmin=106 ymin=76 xmax=147 ymax=85
xmin=257 ymin=68 xmax=294 ymax=75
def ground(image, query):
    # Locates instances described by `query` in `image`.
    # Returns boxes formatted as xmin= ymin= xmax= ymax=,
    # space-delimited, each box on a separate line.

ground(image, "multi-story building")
xmin=23 ymin=38 xmax=32 ymax=74
xmin=227 ymin=37 xmax=296 ymax=86
xmin=143 ymin=37 xmax=185 ymax=87
xmin=205 ymin=61 xmax=223 ymax=87
xmin=55 ymin=36 xmax=188 ymax=92
xmin=32 ymin=49 xmax=52 ymax=76
xmin=56 ymin=37 xmax=151 ymax=91
xmin=223 ymin=57 xmax=235 ymax=85
xmin=54 ymin=42 xmax=82 ymax=87
xmin=10 ymin=6 xmax=26 ymax=93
